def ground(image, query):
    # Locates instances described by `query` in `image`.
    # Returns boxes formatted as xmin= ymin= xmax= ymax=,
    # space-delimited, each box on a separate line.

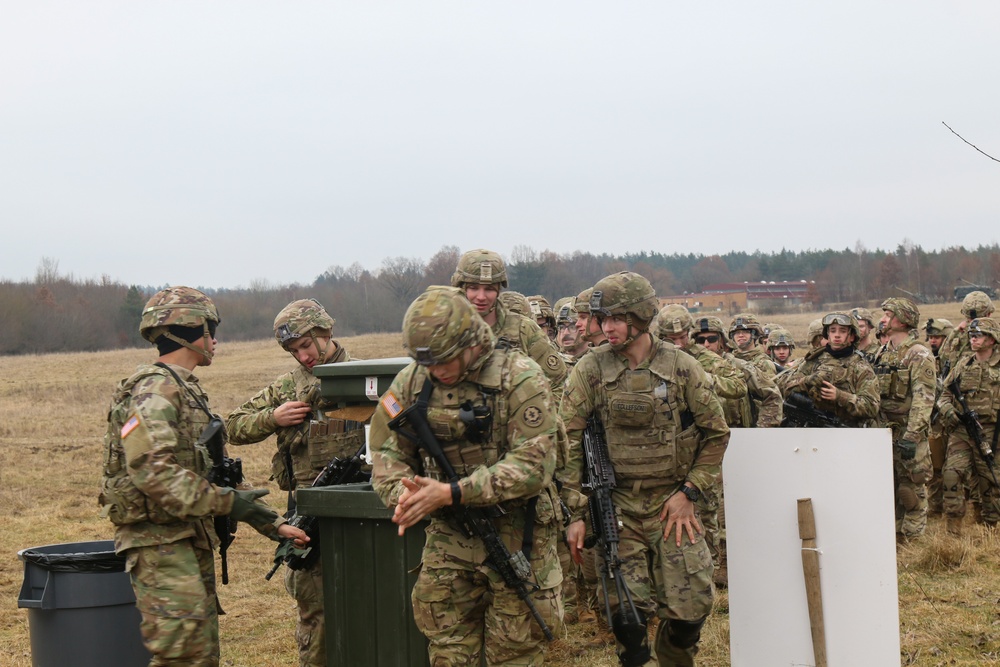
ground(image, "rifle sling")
xmin=154 ymin=362 xmax=214 ymax=421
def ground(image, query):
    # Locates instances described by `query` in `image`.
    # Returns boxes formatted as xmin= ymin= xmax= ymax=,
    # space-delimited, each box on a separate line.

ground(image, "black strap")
xmin=154 ymin=362 xmax=214 ymax=420
xmin=521 ymin=496 xmax=538 ymax=561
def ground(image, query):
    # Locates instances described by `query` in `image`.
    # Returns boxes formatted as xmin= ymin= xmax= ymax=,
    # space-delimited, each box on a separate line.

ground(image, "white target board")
xmin=724 ymin=427 xmax=900 ymax=666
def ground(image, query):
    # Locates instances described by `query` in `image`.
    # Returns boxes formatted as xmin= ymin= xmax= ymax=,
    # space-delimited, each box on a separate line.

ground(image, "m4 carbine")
xmin=387 ymin=378 xmax=554 ymax=642
xmin=781 ymin=392 xmax=846 ymax=429
xmin=265 ymin=440 xmax=370 ymax=580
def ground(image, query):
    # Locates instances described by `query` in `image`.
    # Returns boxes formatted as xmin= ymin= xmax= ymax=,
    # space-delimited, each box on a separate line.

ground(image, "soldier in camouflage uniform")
xmin=775 ymin=312 xmax=880 ymax=427
xmin=936 ymin=317 xmax=1000 ymax=534
xmin=554 ymin=297 xmax=589 ymax=361
xmin=562 ymin=273 xmax=729 ymax=667
xmin=370 ymin=286 xmax=563 ymax=666
xmin=766 ymin=328 xmax=795 ymax=369
xmin=938 ymin=291 xmax=994 ymax=371
xmin=99 ymin=287 xmax=306 ymax=667
xmin=873 ymin=297 xmax=937 ymax=540
xmin=656 ymin=304 xmax=747 ymax=590
xmin=574 ymin=287 xmax=608 ymax=347
xmin=695 ymin=316 xmax=782 ymax=428
xmin=729 ymin=313 xmax=778 ymax=376
xmin=498 ymin=290 xmax=532 ymax=316
xmin=851 ymin=307 xmax=881 ymax=363
xmin=527 ymin=294 xmax=558 ymax=342
xmin=926 ymin=317 xmax=955 ymax=516
xmin=225 ymin=299 xmax=364 ymax=667
xmin=451 ymin=249 xmax=567 ymax=394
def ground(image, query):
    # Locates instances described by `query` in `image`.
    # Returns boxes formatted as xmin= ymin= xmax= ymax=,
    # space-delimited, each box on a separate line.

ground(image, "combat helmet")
xmin=692 ymin=315 xmax=729 ymax=349
xmin=821 ymin=311 xmax=860 ymax=340
xmin=728 ymin=312 xmax=763 ymax=342
xmin=968 ymin=317 xmax=1000 ymax=342
xmin=655 ymin=304 xmax=694 ymax=339
xmin=880 ymin=297 xmax=920 ymax=329
xmin=554 ymin=297 xmax=575 ymax=326
xmin=961 ymin=290 xmax=995 ymax=319
xmin=403 ymin=286 xmax=495 ymax=372
xmin=590 ymin=272 xmax=658 ymax=350
xmin=497 ymin=291 xmax=531 ymax=315
xmin=806 ymin=318 xmax=825 ymax=346
xmin=850 ymin=307 xmax=876 ymax=328
xmin=924 ymin=318 xmax=954 ymax=338
xmin=766 ymin=328 xmax=796 ymax=350
xmin=527 ymin=295 xmax=556 ymax=330
xmin=574 ymin=288 xmax=594 ymax=315
xmin=139 ymin=286 xmax=220 ymax=360
xmin=274 ymin=299 xmax=335 ymax=347
xmin=450 ymin=249 xmax=508 ymax=288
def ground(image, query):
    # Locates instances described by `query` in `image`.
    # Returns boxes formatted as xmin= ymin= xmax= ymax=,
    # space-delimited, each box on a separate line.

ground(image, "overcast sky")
xmin=2 ymin=2 xmax=998 ymax=289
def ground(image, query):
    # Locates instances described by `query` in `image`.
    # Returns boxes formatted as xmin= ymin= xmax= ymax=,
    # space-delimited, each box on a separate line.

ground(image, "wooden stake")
xmin=798 ymin=498 xmax=827 ymax=667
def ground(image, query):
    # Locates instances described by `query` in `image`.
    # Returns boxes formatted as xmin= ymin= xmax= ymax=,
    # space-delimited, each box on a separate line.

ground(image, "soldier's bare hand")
xmin=273 ymin=401 xmax=312 ymax=427
xmin=819 ymin=381 xmax=839 ymax=402
xmin=566 ymin=520 xmax=586 ymax=564
xmin=392 ymin=476 xmax=450 ymax=535
xmin=660 ymin=493 xmax=702 ymax=547
xmin=277 ymin=523 xmax=310 ymax=548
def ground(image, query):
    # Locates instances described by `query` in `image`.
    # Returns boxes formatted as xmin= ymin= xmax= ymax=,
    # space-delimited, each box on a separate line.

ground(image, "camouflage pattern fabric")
xmin=497 ymin=291 xmax=532 ymax=316
xmin=936 ymin=347 xmax=1000 ymax=525
xmin=225 ymin=343 xmax=361 ymax=667
xmin=370 ymin=346 xmax=563 ymax=666
xmin=725 ymin=353 xmax=783 ymax=428
xmin=873 ymin=331 xmax=936 ymax=537
xmin=492 ymin=303 xmax=567 ymax=398
xmin=734 ymin=346 xmax=777 ymax=378
xmin=775 ymin=346 xmax=880 ymax=427
xmin=559 ymin=338 xmax=728 ymax=660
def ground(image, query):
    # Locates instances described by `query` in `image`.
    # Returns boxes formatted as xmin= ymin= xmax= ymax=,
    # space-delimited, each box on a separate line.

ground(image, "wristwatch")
xmin=678 ymin=484 xmax=701 ymax=502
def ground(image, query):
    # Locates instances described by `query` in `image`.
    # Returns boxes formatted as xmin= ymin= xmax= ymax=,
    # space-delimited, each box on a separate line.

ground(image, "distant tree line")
xmin=4 ymin=242 xmax=1000 ymax=356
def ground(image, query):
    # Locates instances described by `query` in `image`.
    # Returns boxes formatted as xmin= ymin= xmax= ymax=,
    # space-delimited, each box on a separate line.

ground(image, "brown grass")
xmin=2 ymin=310 xmax=998 ymax=666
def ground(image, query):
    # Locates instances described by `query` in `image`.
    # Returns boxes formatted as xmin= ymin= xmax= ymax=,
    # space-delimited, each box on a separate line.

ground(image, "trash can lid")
xmin=18 ymin=541 xmax=126 ymax=573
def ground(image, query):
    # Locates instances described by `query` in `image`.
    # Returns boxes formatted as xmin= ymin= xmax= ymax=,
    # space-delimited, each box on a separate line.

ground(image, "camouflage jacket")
xmin=369 ymin=347 xmax=562 ymax=586
xmin=679 ymin=340 xmax=748 ymax=401
xmin=937 ymin=346 xmax=1000 ymax=434
xmin=493 ymin=304 xmax=567 ymax=395
xmin=775 ymin=346 xmax=880 ymax=426
xmin=937 ymin=325 xmax=971 ymax=372
xmin=100 ymin=363 xmax=235 ymax=553
xmin=226 ymin=344 xmax=365 ymax=490
xmin=734 ymin=346 xmax=778 ymax=378
xmin=725 ymin=352 xmax=783 ymax=428
xmin=560 ymin=339 xmax=729 ymax=502
xmin=873 ymin=331 xmax=936 ymax=443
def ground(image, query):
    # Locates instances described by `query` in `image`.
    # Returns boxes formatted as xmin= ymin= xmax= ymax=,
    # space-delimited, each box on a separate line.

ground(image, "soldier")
xmin=528 ymin=294 xmax=558 ymax=341
xmin=926 ymin=318 xmax=955 ymax=516
xmin=766 ymin=328 xmax=795 ymax=368
xmin=729 ymin=313 xmax=778 ymax=377
xmin=657 ymin=304 xmax=748 ymax=590
xmin=873 ymin=297 xmax=936 ymax=541
xmin=851 ymin=307 xmax=881 ymax=362
xmin=554 ymin=297 xmax=588 ymax=360
xmin=775 ymin=312 xmax=880 ymax=428
xmin=939 ymin=291 xmax=995 ymax=370
xmin=574 ymin=287 xmax=608 ymax=347
xmin=936 ymin=317 xmax=1000 ymax=534
xmin=498 ymin=290 xmax=532 ymax=316
xmin=99 ymin=287 xmax=306 ymax=667
xmin=451 ymin=249 xmax=567 ymax=392
xmin=562 ymin=272 xmax=729 ymax=666
xmin=370 ymin=286 xmax=563 ymax=666
xmin=225 ymin=299 xmax=364 ymax=667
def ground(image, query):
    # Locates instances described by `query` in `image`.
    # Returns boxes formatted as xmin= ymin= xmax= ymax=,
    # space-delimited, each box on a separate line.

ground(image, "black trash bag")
xmin=20 ymin=547 xmax=126 ymax=573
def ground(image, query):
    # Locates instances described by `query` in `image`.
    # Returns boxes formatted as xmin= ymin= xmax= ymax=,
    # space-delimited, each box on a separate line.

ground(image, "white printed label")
xmin=365 ymin=377 xmax=379 ymax=400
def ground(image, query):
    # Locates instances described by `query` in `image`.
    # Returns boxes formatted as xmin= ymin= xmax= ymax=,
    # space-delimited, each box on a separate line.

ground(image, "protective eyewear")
xmin=695 ymin=334 xmax=720 ymax=344
xmin=822 ymin=313 xmax=853 ymax=327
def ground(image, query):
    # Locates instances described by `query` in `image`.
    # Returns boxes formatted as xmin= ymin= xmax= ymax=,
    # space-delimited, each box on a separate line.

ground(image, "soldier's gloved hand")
xmin=225 ymin=488 xmax=279 ymax=531
xmin=897 ymin=439 xmax=917 ymax=461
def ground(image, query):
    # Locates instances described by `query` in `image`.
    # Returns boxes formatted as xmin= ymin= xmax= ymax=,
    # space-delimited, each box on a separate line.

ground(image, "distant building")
xmin=659 ymin=280 xmax=818 ymax=315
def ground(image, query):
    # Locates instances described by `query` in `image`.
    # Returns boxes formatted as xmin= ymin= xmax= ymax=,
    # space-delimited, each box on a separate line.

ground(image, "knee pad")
xmin=666 ymin=617 xmax=706 ymax=650
xmin=897 ymin=485 xmax=919 ymax=511
xmin=942 ymin=469 xmax=962 ymax=494
xmin=614 ymin=607 xmax=650 ymax=667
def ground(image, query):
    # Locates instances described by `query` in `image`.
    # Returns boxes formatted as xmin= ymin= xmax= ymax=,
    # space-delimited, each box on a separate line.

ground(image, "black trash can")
xmin=296 ymin=482 xmax=429 ymax=667
xmin=18 ymin=540 xmax=150 ymax=667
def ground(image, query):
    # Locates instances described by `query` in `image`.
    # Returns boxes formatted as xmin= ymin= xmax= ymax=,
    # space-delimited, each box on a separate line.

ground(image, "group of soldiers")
xmin=98 ymin=250 xmax=1000 ymax=667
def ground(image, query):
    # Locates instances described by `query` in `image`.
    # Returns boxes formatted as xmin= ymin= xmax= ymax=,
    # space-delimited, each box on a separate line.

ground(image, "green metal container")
xmin=296 ymin=483 xmax=428 ymax=667
xmin=313 ymin=357 xmax=409 ymax=406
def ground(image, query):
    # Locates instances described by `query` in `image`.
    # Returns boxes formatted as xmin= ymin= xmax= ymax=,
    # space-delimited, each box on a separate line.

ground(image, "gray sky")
xmin=2 ymin=2 xmax=998 ymax=289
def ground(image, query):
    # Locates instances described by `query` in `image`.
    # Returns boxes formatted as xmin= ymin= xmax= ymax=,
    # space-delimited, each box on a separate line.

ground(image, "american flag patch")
xmin=381 ymin=391 xmax=402 ymax=418
xmin=121 ymin=415 xmax=140 ymax=439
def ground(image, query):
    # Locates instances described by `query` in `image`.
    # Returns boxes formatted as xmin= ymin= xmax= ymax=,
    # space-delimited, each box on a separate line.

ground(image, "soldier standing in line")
xmin=554 ymin=297 xmax=589 ymax=361
xmin=370 ymin=286 xmax=563 ymax=666
xmin=851 ymin=307 xmax=881 ymax=362
xmin=936 ymin=317 xmax=1000 ymax=534
xmin=873 ymin=297 xmax=937 ymax=542
xmin=574 ymin=287 xmax=609 ymax=348
xmin=766 ymin=328 xmax=795 ymax=369
xmin=225 ymin=300 xmax=364 ymax=667
xmin=528 ymin=294 xmax=558 ymax=342
xmin=925 ymin=317 xmax=955 ymax=517
xmin=451 ymin=249 xmax=567 ymax=393
xmin=775 ymin=312 xmax=880 ymax=428
xmin=939 ymin=291 xmax=995 ymax=370
xmin=99 ymin=287 xmax=307 ymax=667
xmin=562 ymin=272 xmax=729 ymax=667
xmin=729 ymin=313 xmax=778 ymax=377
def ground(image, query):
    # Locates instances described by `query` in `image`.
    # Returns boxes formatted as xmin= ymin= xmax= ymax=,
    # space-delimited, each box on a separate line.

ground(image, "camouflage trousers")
xmin=697 ymin=482 xmax=725 ymax=569
xmin=943 ymin=431 xmax=1000 ymax=524
xmin=411 ymin=516 xmax=563 ymax=666
xmin=556 ymin=537 xmax=580 ymax=620
xmin=927 ymin=430 xmax=947 ymax=514
xmin=284 ymin=558 xmax=325 ymax=667
xmin=126 ymin=539 xmax=219 ymax=667
xmin=606 ymin=488 xmax=714 ymax=667
xmin=894 ymin=441 xmax=931 ymax=538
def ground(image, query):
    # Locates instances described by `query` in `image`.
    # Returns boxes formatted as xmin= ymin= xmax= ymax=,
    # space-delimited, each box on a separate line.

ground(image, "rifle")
xmin=580 ymin=416 xmax=650 ymax=666
xmin=265 ymin=440 xmax=370 ymax=580
xmin=387 ymin=379 xmax=554 ymax=642
xmin=946 ymin=378 xmax=1000 ymax=490
xmin=781 ymin=392 xmax=847 ymax=429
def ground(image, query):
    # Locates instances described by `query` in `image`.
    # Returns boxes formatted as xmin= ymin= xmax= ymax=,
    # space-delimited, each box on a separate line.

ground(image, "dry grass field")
xmin=1 ymin=302 xmax=998 ymax=666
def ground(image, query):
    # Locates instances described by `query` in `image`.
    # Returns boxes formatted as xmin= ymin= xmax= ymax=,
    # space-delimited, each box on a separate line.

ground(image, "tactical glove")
xmin=226 ymin=488 xmax=279 ymax=531
xmin=897 ymin=440 xmax=917 ymax=461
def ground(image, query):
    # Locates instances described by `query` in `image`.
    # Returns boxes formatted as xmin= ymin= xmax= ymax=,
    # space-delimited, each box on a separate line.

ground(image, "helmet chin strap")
xmin=162 ymin=321 xmax=214 ymax=362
